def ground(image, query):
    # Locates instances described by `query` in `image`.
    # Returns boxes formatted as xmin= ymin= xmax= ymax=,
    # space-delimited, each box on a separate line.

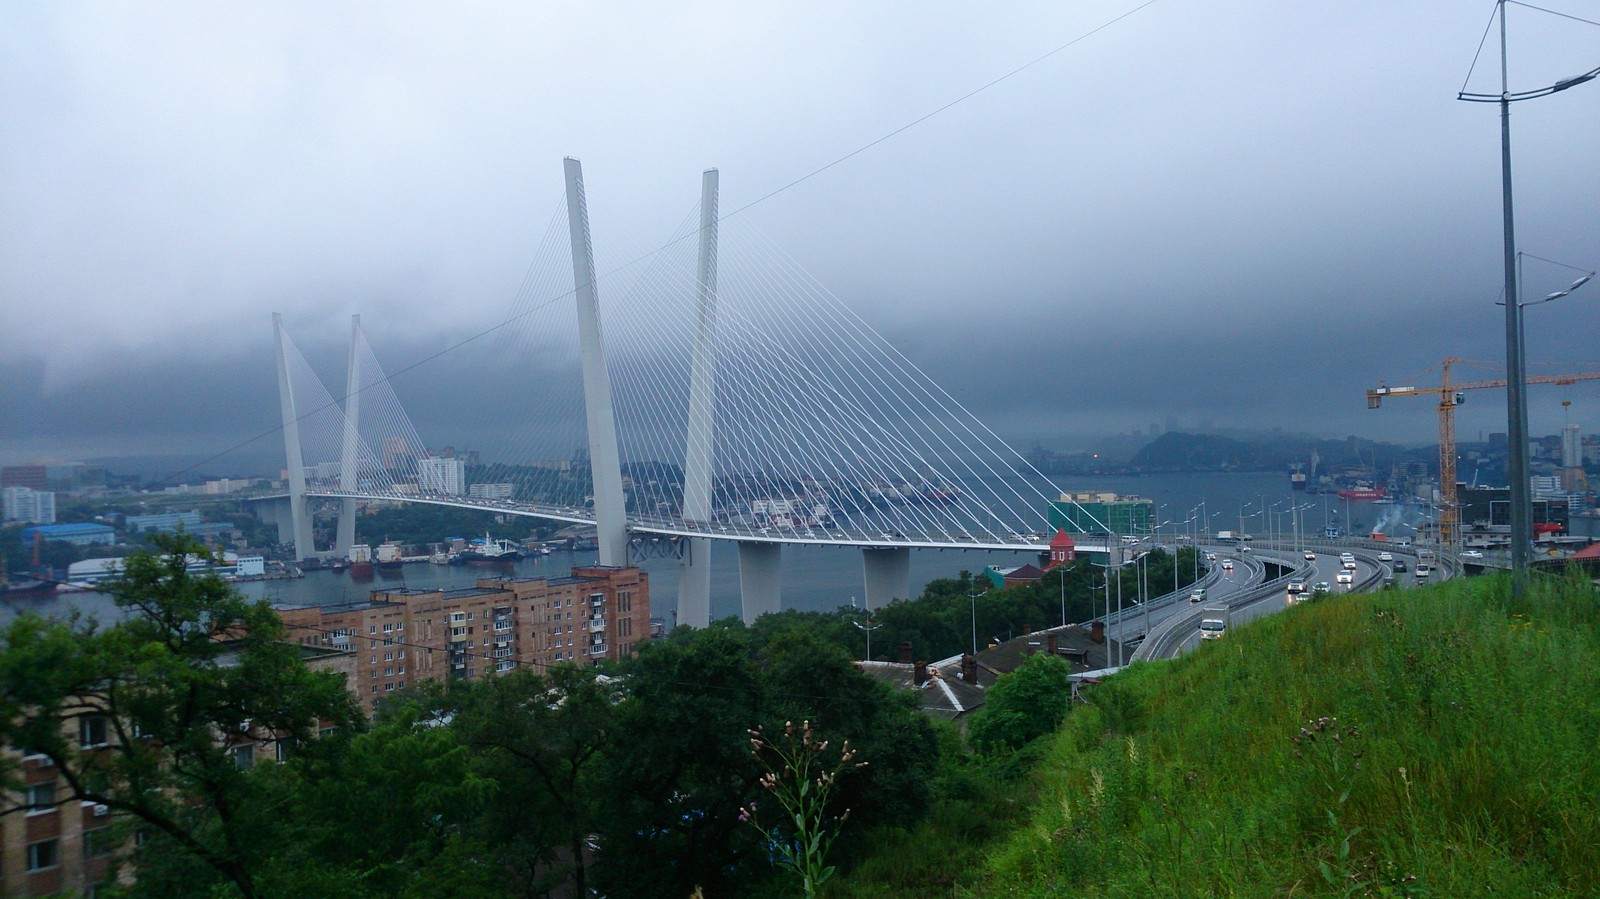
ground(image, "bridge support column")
xmin=273 ymin=313 xmax=316 ymax=562
xmin=862 ymin=547 xmax=911 ymax=610
xmin=563 ymin=157 xmax=629 ymax=567
xmin=335 ymin=314 xmax=362 ymax=560
xmin=738 ymin=542 xmax=782 ymax=624
xmin=677 ymin=168 xmax=720 ymax=629
xmin=254 ymin=496 xmax=294 ymax=545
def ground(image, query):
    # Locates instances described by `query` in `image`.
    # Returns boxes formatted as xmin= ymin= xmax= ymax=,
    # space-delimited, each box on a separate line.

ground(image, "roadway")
xmin=1131 ymin=542 xmax=1451 ymax=662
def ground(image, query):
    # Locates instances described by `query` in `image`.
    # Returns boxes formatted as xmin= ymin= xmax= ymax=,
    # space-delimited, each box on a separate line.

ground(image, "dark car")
xmin=1391 ymin=560 xmax=1408 ymax=572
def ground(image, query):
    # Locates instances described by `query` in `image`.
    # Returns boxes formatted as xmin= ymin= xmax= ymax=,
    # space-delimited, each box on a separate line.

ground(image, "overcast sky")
xmin=4 ymin=1 xmax=1599 ymax=476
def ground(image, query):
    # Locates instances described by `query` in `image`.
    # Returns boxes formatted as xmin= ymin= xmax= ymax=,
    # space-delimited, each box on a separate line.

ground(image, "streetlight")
xmin=968 ymin=582 xmax=980 ymax=657
xmin=1458 ymin=0 xmax=1599 ymax=594
xmin=852 ymin=611 xmax=883 ymax=663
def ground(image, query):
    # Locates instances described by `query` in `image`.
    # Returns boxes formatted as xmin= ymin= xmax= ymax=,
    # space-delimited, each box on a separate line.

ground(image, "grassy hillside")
xmin=838 ymin=572 xmax=1600 ymax=897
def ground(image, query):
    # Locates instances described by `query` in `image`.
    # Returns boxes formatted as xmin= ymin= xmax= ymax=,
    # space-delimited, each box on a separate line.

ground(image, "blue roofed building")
xmin=21 ymin=522 xmax=117 ymax=546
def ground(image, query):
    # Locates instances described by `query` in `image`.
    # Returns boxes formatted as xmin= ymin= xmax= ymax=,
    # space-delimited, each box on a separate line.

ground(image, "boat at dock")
xmin=348 ymin=543 xmax=374 ymax=578
xmin=375 ymin=542 xmax=404 ymax=570
xmin=454 ymin=532 xmax=524 ymax=564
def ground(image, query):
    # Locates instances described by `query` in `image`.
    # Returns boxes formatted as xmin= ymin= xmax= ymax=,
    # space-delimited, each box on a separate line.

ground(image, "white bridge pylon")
xmin=272 ymin=160 xmax=1111 ymax=627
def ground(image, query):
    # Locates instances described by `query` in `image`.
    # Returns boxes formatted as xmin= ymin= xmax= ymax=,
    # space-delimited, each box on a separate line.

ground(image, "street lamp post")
xmin=1458 ymin=0 xmax=1599 ymax=594
xmin=968 ymin=583 xmax=979 ymax=657
xmin=852 ymin=612 xmax=883 ymax=663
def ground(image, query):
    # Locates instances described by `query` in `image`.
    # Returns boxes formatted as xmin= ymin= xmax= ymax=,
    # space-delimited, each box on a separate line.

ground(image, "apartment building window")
xmin=383 ymin=623 xmax=393 ymax=632
xmin=385 ymin=683 xmax=396 ymax=692
xmin=231 ymin=745 xmax=254 ymax=769
xmin=83 ymin=828 xmax=114 ymax=859
xmin=370 ymin=655 xmax=378 ymax=664
xmin=369 ymin=625 xmax=377 ymax=634
xmin=27 ymin=838 xmax=60 ymax=871
xmin=397 ymin=665 xmax=405 ymax=674
xmin=384 ymin=651 xmax=394 ymax=662
xmin=495 ymin=660 xmax=514 ymax=672
xmin=25 ymin=780 xmax=55 ymax=814
xmin=384 ymin=667 xmax=394 ymax=677
xmin=383 ymin=637 xmax=395 ymax=646
xmin=619 ymin=591 xmax=632 ymax=612
xmin=371 ymin=685 xmax=379 ymax=694
xmin=79 ymin=715 xmax=108 ymax=748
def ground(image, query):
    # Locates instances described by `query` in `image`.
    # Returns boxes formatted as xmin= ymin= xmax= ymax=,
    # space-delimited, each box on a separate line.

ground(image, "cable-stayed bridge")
xmin=261 ymin=159 xmax=1112 ymax=627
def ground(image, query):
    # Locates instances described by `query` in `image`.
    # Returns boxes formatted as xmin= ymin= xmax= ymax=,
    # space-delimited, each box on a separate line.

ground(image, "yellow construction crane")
xmin=1367 ymin=358 xmax=1600 ymax=544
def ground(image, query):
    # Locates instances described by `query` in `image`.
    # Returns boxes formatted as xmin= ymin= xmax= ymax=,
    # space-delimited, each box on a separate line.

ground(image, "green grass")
xmin=835 ymin=572 xmax=1600 ymax=897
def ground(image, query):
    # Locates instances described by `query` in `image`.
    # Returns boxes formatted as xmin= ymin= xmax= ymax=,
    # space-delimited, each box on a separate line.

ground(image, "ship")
xmin=374 ymin=541 xmax=405 ymax=570
xmin=348 ymin=543 xmax=374 ymax=578
xmin=0 ymin=556 xmax=55 ymax=600
xmin=454 ymin=532 xmax=523 ymax=564
xmin=1289 ymin=463 xmax=1307 ymax=491
xmin=1337 ymin=485 xmax=1388 ymax=501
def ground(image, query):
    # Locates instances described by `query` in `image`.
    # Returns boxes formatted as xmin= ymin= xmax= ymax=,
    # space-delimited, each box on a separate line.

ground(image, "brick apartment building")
xmin=0 ymin=645 xmax=354 ymax=898
xmin=278 ymin=565 xmax=650 ymax=712
xmin=1 ymin=570 xmax=647 ymax=894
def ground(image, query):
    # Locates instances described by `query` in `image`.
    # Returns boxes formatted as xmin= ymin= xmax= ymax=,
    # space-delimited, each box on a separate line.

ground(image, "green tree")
xmin=967 ymin=651 xmax=1077 ymax=751
xmin=0 ymin=532 xmax=360 ymax=898
xmin=445 ymin=665 xmax=620 ymax=898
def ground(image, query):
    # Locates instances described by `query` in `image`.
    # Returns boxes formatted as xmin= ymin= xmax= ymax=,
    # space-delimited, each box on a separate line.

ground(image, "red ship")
xmin=1337 ymin=486 xmax=1387 ymax=501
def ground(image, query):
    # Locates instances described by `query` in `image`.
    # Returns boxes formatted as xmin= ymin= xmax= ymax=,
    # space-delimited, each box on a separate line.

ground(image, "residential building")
xmin=279 ymin=566 xmax=650 ymax=713
xmin=125 ymin=511 xmax=202 ymax=534
xmin=0 ymin=644 xmax=354 ymax=898
xmin=468 ymin=483 xmax=515 ymax=501
xmin=417 ymin=457 xmax=466 ymax=495
xmin=1 ymin=465 xmax=48 ymax=490
xmin=2 ymin=487 xmax=56 ymax=525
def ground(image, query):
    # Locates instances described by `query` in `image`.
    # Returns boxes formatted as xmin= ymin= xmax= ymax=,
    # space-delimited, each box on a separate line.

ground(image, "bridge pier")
xmin=738 ymin=542 xmax=782 ymax=624
xmin=254 ymin=496 xmax=294 ymax=547
xmin=677 ymin=537 xmax=712 ymax=628
xmin=862 ymin=547 xmax=911 ymax=609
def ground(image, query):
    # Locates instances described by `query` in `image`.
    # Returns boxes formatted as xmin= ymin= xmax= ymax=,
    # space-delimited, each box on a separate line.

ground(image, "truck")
xmin=1199 ymin=607 xmax=1230 ymax=641
xmin=1214 ymin=531 xmax=1252 ymax=544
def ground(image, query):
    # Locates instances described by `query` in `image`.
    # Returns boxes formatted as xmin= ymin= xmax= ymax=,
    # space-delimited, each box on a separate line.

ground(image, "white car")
xmin=1304 ymin=550 xmax=1317 ymax=561
xmin=1336 ymin=570 xmax=1354 ymax=585
xmin=1343 ymin=559 xmax=1357 ymax=570
xmin=1220 ymin=559 xmax=1235 ymax=571
xmin=1287 ymin=579 xmax=1306 ymax=594
xmin=1378 ymin=552 xmax=1394 ymax=562
xmin=1461 ymin=550 xmax=1484 ymax=560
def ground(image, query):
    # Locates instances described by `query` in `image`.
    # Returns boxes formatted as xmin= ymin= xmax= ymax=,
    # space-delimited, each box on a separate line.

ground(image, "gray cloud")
xmin=4 ymin=2 xmax=1599 ymax=473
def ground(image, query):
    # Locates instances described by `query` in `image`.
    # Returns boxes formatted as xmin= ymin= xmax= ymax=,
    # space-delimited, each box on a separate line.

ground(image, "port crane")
xmin=1366 ymin=358 xmax=1600 ymax=544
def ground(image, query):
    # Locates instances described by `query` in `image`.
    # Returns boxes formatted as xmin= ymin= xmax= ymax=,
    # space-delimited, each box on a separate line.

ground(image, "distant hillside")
xmin=1126 ymin=431 xmax=1430 ymax=474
